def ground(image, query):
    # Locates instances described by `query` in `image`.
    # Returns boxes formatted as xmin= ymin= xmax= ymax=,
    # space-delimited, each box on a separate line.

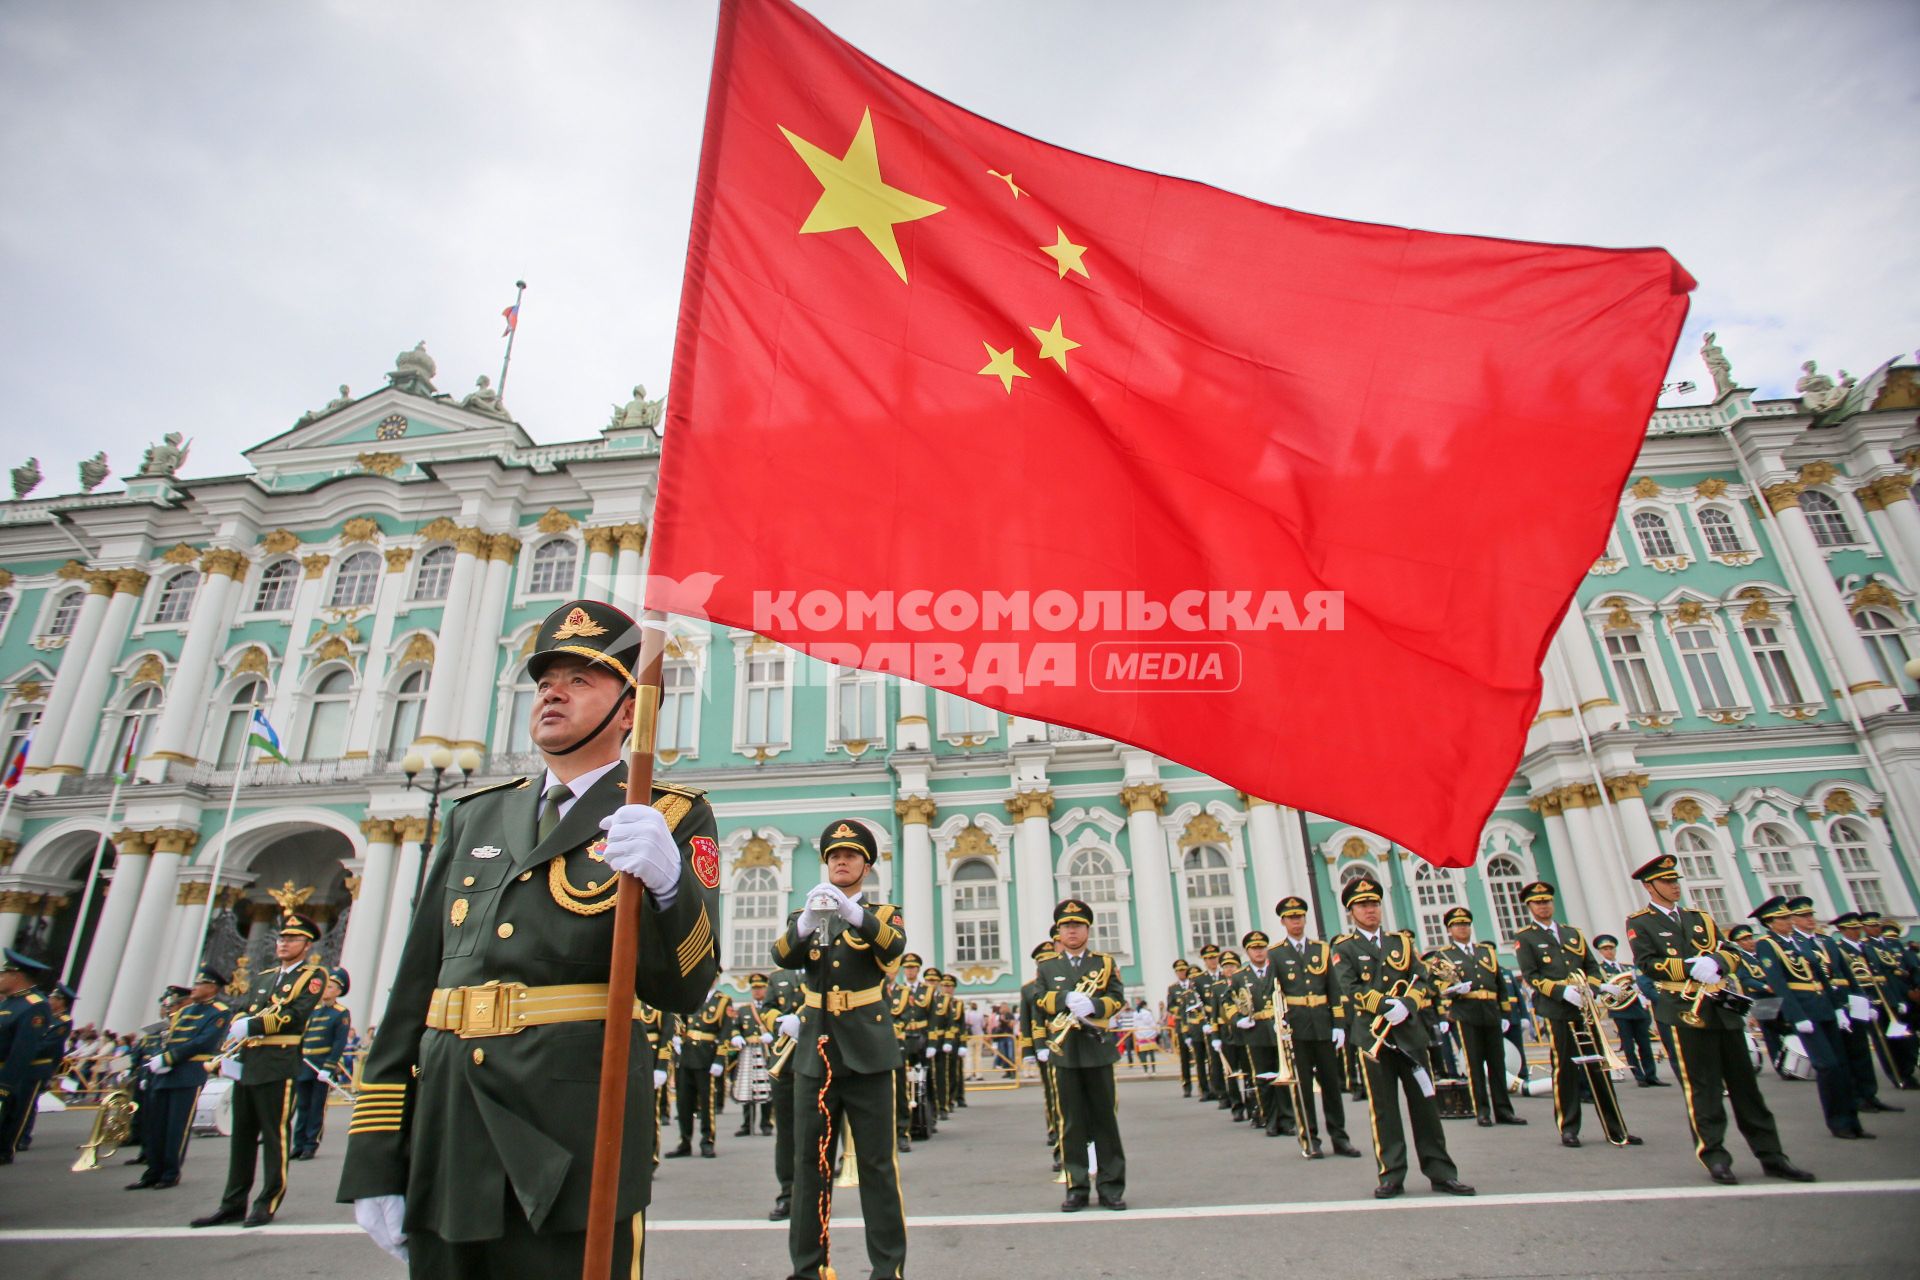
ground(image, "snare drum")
xmin=1778 ymin=1035 xmax=1816 ymax=1081
xmin=194 ymin=1077 xmax=235 ymax=1135
xmin=1435 ymin=1079 xmax=1474 ymax=1118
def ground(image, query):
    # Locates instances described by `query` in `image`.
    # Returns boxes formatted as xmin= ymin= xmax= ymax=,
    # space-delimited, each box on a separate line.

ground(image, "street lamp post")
xmin=401 ymin=745 xmax=483 ymax=908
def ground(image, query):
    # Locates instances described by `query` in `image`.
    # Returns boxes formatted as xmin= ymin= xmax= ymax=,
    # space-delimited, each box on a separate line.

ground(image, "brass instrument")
xmin=1565 ymin=973 xmax=1634 ymax=1147
xmin=1589 ymin=971 xmax=1643 ymax=1013
xmin=1844 ymin=950 xmax=1906 ymax=1055
xmin=1425 ymin=952 xmax=1465 ymax=991
xmin=72 ymin=1088 xmax=138 ymax=1172
xmin=1677 ymin=975 xmax=1755 ymax=1029
xmin=1361 ymin=978 xmax=1416 ymax=1062
xmin=1044 ymin=967 xmax=1107 ymax=1054
xmin=767 ymin=1033 xmax=798 ymax=1080
xmin=1269 ymin=987 xmax=1312 ymax=1159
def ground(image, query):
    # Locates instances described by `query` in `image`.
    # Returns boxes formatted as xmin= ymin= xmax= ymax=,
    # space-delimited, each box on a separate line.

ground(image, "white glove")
xmin=144 ymin=1057 xmax=171 ymax=1074
xmin=760 ymin=1032 xmax=775 ymax=1045
xmin=925 ymin=1047 xmax=937 ymax=1059
xmin=223 ymin=1017 xmax=253 ymax=1045
xmin=1500 ymin=1018 xmax=1510 ymax=1033
xmin=1836 ymin=1009 xmax=1852 ymax=1031
xmin=1437 ymin=1020 xmax=1451 ymax=1036
xmin=1382 ymin=999 xmax=1410 ymax=1026
xmin=653 ymin=1068 xmax=668 ymax=1089
xmin=1446 ymin=981 xmax=1472 ymax=996
xmin=354 ymin=1194 xmax=408 ymax=1264
xmin=670 ymin=1035 xmax=683 ymax=1053
xmin=1203 ymin=1023 xmax=1216 ymax=1034
xmin=1035 ymin=1048 xmax=1050 ymax=1063
xmin=1235 ymin=1016 xmax=1256 ymax=1029
xmin=709 ymin=1062 xmax=725 ymax=1077
xmin=1688 ymin=954 xmax=1723 ymax=983
xmin=1849 ymin=995 xmax=1873 ymax=1022
xmin=795 ymin=907 xmax=823 ymax=939
xmin=1210 ymin=1038 xmax=1223 ymax=1051
xmin=1795 ymin=1020 xmax=1816 ymax=1035
xmin=316 ymin=1069 xmax=333 ymax=1084
xmin=942 ymin=1042 xmax=955 ymax=1053
xmin=777 ymin=1014 xmax=801 ymax=1039
xmin=599 ymin=805 xmax=682 ymax=903
xmin=1065 ymin=991 xmax=1095 ymax=1019
xmin=1332 ymin=1028 xmax=1347 ymax=1050
xmin=826 ymin=883 xmax=864 ymax=925
xmin=730 ymin=1035 xmax=745 ymax=1049
xmin=1562 ymin=983 xmax=1587 ymax=1008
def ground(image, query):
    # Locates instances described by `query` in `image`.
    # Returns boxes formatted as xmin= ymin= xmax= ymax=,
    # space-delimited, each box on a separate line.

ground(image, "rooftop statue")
xmin=1700 ymin=331 xmax=1734 ymax=397
xmin=10 ymin=456 xmax=42 ymax=499
xmin=612 ymin=383 xmax=663 ymax=431
xmin=386 ymin=341 xmax=439 ymax=397
xmin=135 ymin=431 xmax=191 ymax=479
xmin=78 ymin=451 xmax=110 ymax=493
xmin=460 ymin=374 xmax=512 ymax=420
xmin=1797 ymin=360 xmax=1846 ymax=415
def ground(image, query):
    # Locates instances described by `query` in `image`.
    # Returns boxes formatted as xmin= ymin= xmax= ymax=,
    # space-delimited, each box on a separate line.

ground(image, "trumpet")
xmin=767 ymin=1033 xmax=798 ymax=1079
xmin=1587 ymin=971 xmax=1644 ymax=1013
xmin=1045 ymin=968 xmax=1107 ymax=1054
xmin=1361 ymin=978 xmax=1416 ymax=1062
xmin=1677 ymin=975 xmax=1754 ymax=1028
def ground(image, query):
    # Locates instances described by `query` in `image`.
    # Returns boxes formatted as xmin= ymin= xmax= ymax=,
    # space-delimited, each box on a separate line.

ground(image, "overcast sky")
xmin=2 ymin=0 xmax=1916 ymax=500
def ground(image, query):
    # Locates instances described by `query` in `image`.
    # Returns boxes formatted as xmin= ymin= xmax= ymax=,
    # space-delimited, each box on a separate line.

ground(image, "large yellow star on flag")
xmin=1041 ymin=227 xmax=1089 ymax=279
xmin=779 ymin=108 xmax=946 ymax=284
xmin=978 ymin=342 xmax=1030 ymax=394
xmin=1029 ymin=316 xmax=1081 ymax=372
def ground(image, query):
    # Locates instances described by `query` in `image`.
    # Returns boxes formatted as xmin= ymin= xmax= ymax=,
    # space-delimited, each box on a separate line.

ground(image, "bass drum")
xmin=1502 ymin=1039 xmax=1526 ymax=1093
xmin=194 ymin=1077 xmax=235 ymax=1136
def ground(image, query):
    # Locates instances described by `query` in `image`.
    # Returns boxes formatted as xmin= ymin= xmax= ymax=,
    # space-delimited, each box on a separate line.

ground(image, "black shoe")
xmin=1230 ymin=1108 xmax=1245 ymax=1122
xmin=291 ymin=1149 xmax=314 ymax=1161
xmin=125 ymin=1178 xmax=160 ymax=1191
xmin=1098 ymin=1194 xmax=1128 ymax=1211
xmin=665 ymin=1141 xmax=693 ymax=1158
xmin=191 ymin=1209 xmax=244 ymax=1228
xmin=1309 ymin=1140 xmax=1325 ymax=1158
xmin=124 ymin=1156 xmax=148 ymax=1166
xmin=1861 ymin=1100 xmax=1902 ymax=1113
xmin=1061 ymin=1191 xmax=1089 ymax=1213
xmin=1635 ymin=1079 xmax=1654 ymax=1088
xmin=1182 ymin=1086 xmax=1192 ymax=1097
xmin=898 ymin=1135 xmax=911 ymax=1154
xmin=1495 ymin=1114 xmax=1528 ymax=1125
xmin=734 ymin=1125 xmax=752 ymax=1137
xmin=1051 ymin=1157 xmax=1062 ymax=1172
xmin=1647 ymin=1078 xmax=1670 ymax=1087
xmin=1332 ymin=1139 xmax=1363 ymax=1158
xmin=769 ymin=1195 xmax=791 ymax=1221
xmin=760 ymin=1124 xmax=774 ymax=1135
xmin=1374 ymin=1181 xmax=1404 ymax=1199
xmin=700 ymin=1139 xmax=716 ymax=1158
xmin=151 ymin=1177 xmax=179 ymax=1189
xmin=1707 ymin=1163 xmax=1738 ymax=1185
xmin=1476 ymin=1116 xmax=1493 ymax=1127
xmin=1560 ymin=1132 xmax=1582 ymax=1148
xmin=242 ymin=1209 xmax=273 ymax=1229
xmin=1761 ymin=1160 xmax=1815 ymax=1183
xmin=1430 ymin=1179 xmax=1476 ymax=1196
xmin=1832 ymin=1128 xmax=1875 ymax=1140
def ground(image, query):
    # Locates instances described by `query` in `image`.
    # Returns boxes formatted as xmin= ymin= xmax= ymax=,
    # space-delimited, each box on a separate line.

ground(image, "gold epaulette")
xmin=24 ymin=992 xmax=44 ymax=1004
xmin=454 ymin=776 xmax=536 ymax=804
xmin=1625 ymin=906 xmax=1655 ymax=921
xmin=654 ymin=780 xmax=708 ymax=800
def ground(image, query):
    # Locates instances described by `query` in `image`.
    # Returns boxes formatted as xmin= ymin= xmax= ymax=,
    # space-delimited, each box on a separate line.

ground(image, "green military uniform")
xmin=940 ymin=973 xmax=967 ymax=1110
xmin=0 ymin=948 xmax=53 ymax=1163
xmin=126 ymin=990 xmax=185 ymax=1170
xmin=1181 ymin=949 xmax=1216 ymax=1100
xmin=1034 ymin=898 xmax=1128 ymax=1211
xmin=764 ymin=967 xmax=805 ymax=1219
xmin=1860 ymin=915 xmax=1919 ymax=1087
xmin=1627 ymin=856 xmax=1809 ymax=1184
xmin=1229 ymin=932 xmax=1290 ymax=1133
xmin=293 ymin=967 xmax=352 ymax=1159
xmin=773 ymin=818 xmax=907 ymax=1280
xmin=16 ymin=982 xmax=72 ymax=1152
xmin=133 ymin=966 xmax=232 ymax=1189
xmin=729 ymin=977 xmax=777 ymax=1137
xmin=637 ymin=1002 xmax=671 ymax=1135
xmin=1196 ymin=950 xmax=1235 ymax=1108
xmin=1216 ymin=953 xmax=1248 ymax=1119
xmin=335 ymin=598 xmax=723 ymax=1277
xmin=891 ymin=957 xmax=933 ymax=1148
xmin=1019 ymin=943 xmax=1061 ymax=1165
xmin=1512 ymin=881 xmax=1637 ymax=1147
xmin=1431 ymin=906 xmax=1521 ymax=1126
xmin=1164 ymin=961 xmax=1196 ymax=1095
xmin=192 ymin=912 xmax=327 ymax=1226
xmin=1330 ymin=876 xmax=1472 ymax=1198
xmin=1271 ymin=897 xmax=1357 ymax=1154
xmin=669 ymin=988 xmax=732 ymax=1156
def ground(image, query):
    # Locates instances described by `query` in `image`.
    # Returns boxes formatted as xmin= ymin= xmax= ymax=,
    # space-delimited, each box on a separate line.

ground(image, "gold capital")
xmin=200 ymin=547 xmax=250 ymax=581
xmin=1604 ymin=772 xmax=1650 ymax=802
xmin=453 ymin=527 xmax=489 ymax=556
xmin=176 ymin=881 xmax=211 ymax=906
xmin=301 ymin=553 xmax=332 ymax=580
xmin=395 ymin=816 xmax=431 ymax=843
xmin=384 ymin=546 xmax=415 ymax=573
xmin=1120 ymin=782 xmax=1169 ymax=815
xmin=1763 ymin=481 xmax=1805 ymax=513
xmin=487 ymin=533 xmax=521 ymax=563
xmin=361 ymin=817 xmax=399 ymax=844
xmin=112 ymin=568 xmax=151 ymax=595
xmin=1005 ymin=789 xmax=1055 ymax=822
xmin=894 ymin=795 xmax=939 ymax=826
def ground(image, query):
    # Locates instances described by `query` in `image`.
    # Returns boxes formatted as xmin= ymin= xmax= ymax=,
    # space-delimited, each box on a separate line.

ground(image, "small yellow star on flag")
xmin=988 ymin=169 xmax=1027 ymax=199
xmin=780 ymin=108 xmax=945 ymax=283
xmin=1029 ymin=316 xmax=1081 ymax=372
xmin=979 ymin=342 xmax=1030 ymax=393
xmin=1041 ymin=227 xmax=1089 ymax=279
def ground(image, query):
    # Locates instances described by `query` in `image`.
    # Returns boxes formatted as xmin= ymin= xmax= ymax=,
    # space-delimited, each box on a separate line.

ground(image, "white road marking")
xmin=2 ymin=1178 xmax=1913 ymax=1241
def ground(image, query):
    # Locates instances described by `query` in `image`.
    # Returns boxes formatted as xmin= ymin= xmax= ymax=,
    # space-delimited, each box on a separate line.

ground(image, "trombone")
xmin=1361 ymin=978 xmax=1416 ymax=1062
xmin=1268 ymin=988 xmax=1312 ymax=1159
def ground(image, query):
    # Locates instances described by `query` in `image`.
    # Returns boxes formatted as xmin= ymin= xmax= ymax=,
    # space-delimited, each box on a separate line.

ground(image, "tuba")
xmin=73 ymin=1088 xmax=138 ymax=1172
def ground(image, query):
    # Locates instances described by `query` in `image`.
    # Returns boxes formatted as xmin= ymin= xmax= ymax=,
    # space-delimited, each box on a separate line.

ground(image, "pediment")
xmin=242 ymin=387 xmax=533 ymax=484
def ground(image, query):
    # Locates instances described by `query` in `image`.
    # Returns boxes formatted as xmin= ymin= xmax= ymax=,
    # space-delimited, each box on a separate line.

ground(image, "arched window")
xmin=301 ymin=669 xmax=354 ymax=760
xmin=411 ymin=546 xmax=455 ymax=601
xmin=1632 ymin=511 xmax=1678 ymax=559
xmin=112 ymin=685 xmax=163 ymax=771
xmin=252 ymin=558 xmax=298 ymax=612
xmin=46 ymin=589 xmax=84 ymax=637
xmin=728 ymin=865 xmax=783 ymax=970
xmin=1673 ymin=827 xmax=1733 ymax=922
xmin=528 ymin=539 xmax=578 ymax=595
xmin=215 ymin=679 xmax=267 ymax=767
xmin=950 ymin=859 xmax=1002 ymax=964
xmin=1827 ymin=819 xmax=1887 ymax=916
xmin=1064 ymin=847 xmax=1125 ymax=954
xmin=1698 ymin=507 xmax=1745 ymax=556
xmin=1483 ymin=854 xmax=1527 ymax=942
xmin=386 ymin=669 xmax=428 ymax=756
xmin=1411 ymin=862 xmax=1458 ymax=950
xmin=1183 ymin=846 xmax=1237 ymax=951
xmin=152 ymin=571 xmax=200 ymax=624
xmin=1800 ymin=490 xmax=1855 ymax=547
xmin=660 ymin=658 xmax=698 ymax=752
xmin=1749 ymin=822 xmax=1804 ymax=902
xmin=328 ymin=551 xmax=380 ymax=608
xmin=1673 ymin=624 xmax=1738 ymax=711
xmin=1854 ymin=609 xmax=1917 ymax=695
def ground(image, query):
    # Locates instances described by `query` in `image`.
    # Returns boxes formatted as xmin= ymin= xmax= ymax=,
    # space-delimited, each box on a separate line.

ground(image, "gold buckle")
xmin=457 ymin=982 xmax=529 ymax=1038
xmin=825 ymin=990 xmax=852 ymax=1014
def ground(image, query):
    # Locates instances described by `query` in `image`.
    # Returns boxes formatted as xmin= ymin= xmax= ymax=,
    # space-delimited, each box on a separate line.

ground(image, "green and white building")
xmin=2 ymin=340 xmax=1917 ymax=1031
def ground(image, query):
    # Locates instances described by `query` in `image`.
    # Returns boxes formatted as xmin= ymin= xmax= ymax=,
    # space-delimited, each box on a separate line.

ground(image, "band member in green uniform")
xmin=1271 ymin=896 xmax=1359 ymax=1155
xmin=940 ymin=971 xmax=967 ymax=1110
xmin=1165 ymin=959 xmax=1196 ymax=1095
xmin=765 ymin=966 xmax=804 ymax=1220
xmin=729 ymin=973 xmax=777 ymax=1138
xmin=292 ymin=967 xmax=352 ymax=1159
xmin=1331 ymin=876 xmax=1474 ymax=1199
xmin=336 ymin=599 xmax=723 ymax=1275
xmin=1229 ymin=930 xmax=1287 ymax=1133
xmin=130 ymin=966 xmax=232 ymax=1190
xmin=1432 ymin=906 xmax=1524 ymax=1127
xmin=1019 ymin=940 xmax=1061 ymax=1167
xmin=0 ymin=949 xmax=53 ymax=1163
xmin=670 ymin=985 xmax=733 ymax=1158
xmin=1192 ymin=944 xmax=1227 ymax=1102
xmin=773 ymin=817 xmax=908 ymax=1280
xmin=1034 ymin=898 xmax=1128 ymax=1211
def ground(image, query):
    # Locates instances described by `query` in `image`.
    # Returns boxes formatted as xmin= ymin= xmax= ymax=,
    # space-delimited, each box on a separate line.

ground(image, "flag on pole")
xmin=115 ymin=719 xmax=143 ymax=781
xmin=646 ymin=0 xmax=1693 ymax=867
xmin=502 ymin=303 xmax=520 ymax=337
xmin=248 ymin=710 xmax=288 ymax=765
xmin=2 ymin=736 xmax=26 ymax=790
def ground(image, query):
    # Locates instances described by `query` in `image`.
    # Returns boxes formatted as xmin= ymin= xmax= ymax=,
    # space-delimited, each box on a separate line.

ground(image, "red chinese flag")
xmin=648 ymin=0 xmax=1693 ymax=867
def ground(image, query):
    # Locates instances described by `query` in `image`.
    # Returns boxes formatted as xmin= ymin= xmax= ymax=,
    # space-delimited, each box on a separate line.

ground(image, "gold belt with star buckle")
xmin=425 ymin=981 xmax=642 ymax=1039
xmin=803 ymin=984 xmax=886 ymax=1014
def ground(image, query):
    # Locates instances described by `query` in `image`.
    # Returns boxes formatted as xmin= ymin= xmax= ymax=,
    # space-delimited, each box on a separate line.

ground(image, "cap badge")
xmin=552 ymin=607 xmax=608 ymax=640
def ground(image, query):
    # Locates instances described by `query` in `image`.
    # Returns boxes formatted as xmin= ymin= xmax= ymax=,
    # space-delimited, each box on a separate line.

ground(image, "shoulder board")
xmin=653 ymin=781 xmax=707 ymax=800
xmin=212 ymin=1001 xmax=230 ymax=1012
xmin=454 ymin=776 xmax=535 ymax=804
xmin=25 ymin=992 xmax=44 ymax=1004
xmin=1626 ymin=907 xmax=1655 ymax=920
xmin=874 ymin=903 xmax=898 ymax=922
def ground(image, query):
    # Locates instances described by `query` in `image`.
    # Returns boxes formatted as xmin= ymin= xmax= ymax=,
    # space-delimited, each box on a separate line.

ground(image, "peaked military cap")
xmin=1443 ymin=906 xmax=1473 ymax=928
xmin=1171 ymin=958 xmax=1191 ymax=973
xmin=1053 ymin=898 xmax=1093 ymax=927
xmin=1830 ymin=911 xmax=1862 ymax=928
xmin=1241 ymin=930 xmax=1270 ymax=949
xmin=1 ymin=947 xmax=51 ymax=978
xmin=939 ymin=973 xmax=957 ymax=987
xmin=747 ymin=972 xmax=769 ymax=986
xmin=1033 ymin=942 xmax=1058 ymax=961
xmin=1726 ymin=923 xmax=1756 ymax=942
xmin=1340 ymin=876 xmax=1383 ymax=908
xmin=820 ymin=818 xmax=878 ymax=864
xmin=1520 ymin=881 xmax=1556 ymax=904
xmin=164 ymin=984 xmax=192 ymax=1001
xmin=1219 ymin=950 xmax=1241 ymax=968
xmin=1199 ymin=943 xmax=1221 ymax=959
xmin=1632 ymin=853 xmax=1680 ymax=882
xmin=900 ymin=953 xmax=924 ymax=967
xmin=278 ymin=912 xmax=321 ymax=941
xmin=1751 ymin=895 xmax=1791 ymax=921
xmin=194 ymin=965 xmax=228 ymax=989
xmin=921 ymin=967 xmax=943 ymax=980
xmin=50 ymin=982 xmax=76 ymax=1002
xmin=1784 ymin=895 xmax=1816 ymax=915
xmin=525 ymin=598 xmax=645 ymax=691
xmin=1274 ymin=895 xmax=1309 ymax=918
xmin=328 ymin=966 xmax=350 ymax=995
xmin=1593 ymin=934 xmax=1619 ymax=948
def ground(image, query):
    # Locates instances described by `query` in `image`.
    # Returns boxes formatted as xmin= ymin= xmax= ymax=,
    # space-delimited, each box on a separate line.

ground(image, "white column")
xmin=104 ymin=829 xmax=196 ymax=1029
xmin=613 ymin=526 xmax=645 ymax=615
xmin=24 ymin=573 xmax=113 ymax=780
xmin=1553 ymin=608 xmax=1625 ymax=735
xmin=1006 ymin=789 xmax=1056 ymax=950
xmin=76 ymin=832 xmax=154 ymax=1025
xmin=895 ymin=680 xmax=931 ymax=752
xmin=1120 ymin=780 xmax=1179 ymax=990
xmin=414 ymin=531 xmax=485 ymax=748
xmin=158 ymin=879 xmax=212 ymax=987
xmin=0 ymin=902 xmax=27 ymax=950
xmin=1593 ymin=778 xmax=1662 ymax=937
xmin=1871 ymin=478 xmax=1920 ymax=584
xmin=456 ymin=536 xmax=517 ymax=751
xmin=138 ymin=552 xmax=246 ymax=780
xmin=584 ymin=527 xmax=617 ymax=603
xmin=49 ymin=573 xmax=147 ymax=775
xmin=895 ymin=798 xmax=937 ymax=956
xmin=371 ymin=817 xmax=429 ymax=1024
xmin=1546 ymin=787 xmax=1600 ymax=927
xmin=266 ymin=553 xmax=333 ymax=735
xmin=344 ymin=548 xmax=413 ymax=757
xmin=338 ymin=822 xmax=398 ymax=1026
xmin=1768 ymin=484 xmax=1905 ymax=715
xmin=1241 ymin=795 xmax=1301 ymax=913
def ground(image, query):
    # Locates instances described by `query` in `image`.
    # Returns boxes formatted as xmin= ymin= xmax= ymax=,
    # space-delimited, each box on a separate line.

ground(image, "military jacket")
xmin=1033 ymin=951 xmax=1124 ymax=1069
xmin=1197 ymin=967 xmax=1232 ymax=1034
xmin=1331 ymin=931 xmax=1432 ymax=1058
xmin=336 ymin=767 xmax=721 ymax=1244
xmin=1513 ymin=921 xmax=1604 ymax=1022
xmin=635 ymin=1002 xmax=671 ymax=1071
xmin=1228 ymin=962 xmax=1281 ymax=1049
xmin=1428 ymin=940 xmax=1506 ymax=1028
xmin=0 ymin=989 xmax=48 ymax=1096
xmin=232 ymin=955 xmax=329 ymax=1083
xmin=1626 ymin=905 xmax=1742 ymax=1029
xmin=679 ymin=990 xmax=732 ymax=1069
xmin=1793 ymin=931 xmax=1856 ymax=1012
xmin=1864 ymin=935 xmax=1911 ymax=1007
xmin=1017 ymin=977 xmax=1046 ymax=1056
xmin=771 ymin=894 xmax=905 ymax=1078
xmin=156 ymin=998 xmax=232 ymax=1090
xmin=1743 ymin=931 xmax=1838 ymax=1027
xmin=1271 ymin=937 xmax=1342 ymax=1039
xmin=895 ymin=979 xmax=934 ymax=1052
xmin=730 ymin=994 xmax=775 ymax=1047
xmin=301 ymin=1000 xmax=352 ymax=1077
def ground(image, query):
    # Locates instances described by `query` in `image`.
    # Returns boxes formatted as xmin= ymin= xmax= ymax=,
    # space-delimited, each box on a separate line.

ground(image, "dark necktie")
xmin=538 ymin=782 xmax=572 ymax=842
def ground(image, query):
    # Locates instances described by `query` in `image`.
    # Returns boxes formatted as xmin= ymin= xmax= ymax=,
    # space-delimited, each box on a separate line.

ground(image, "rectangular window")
xmin=1188 ymin=905 xmax=1236 ymax=950
xmin=954 ymin=918 xmax=1001 ymax=964
xmin=731 ymin=923 xmax=779 ymax=969
xmin=952 ymin=881 xmax=998 ymax=913
xmin=507 ymin=687 xmax=536 ymax=755
xmin=1693 ymin=884 xmax=1731 ymax=922
xmin=1603 ymin=632 xmax=1660 ymax=715
xmin=659 ymin=662 xmax=697 ymax=752
xmin=1744 ymin=625 xmax=1805 ymax=705
xmin=1848 ymin=878 xmax=1888 ymax=915
xmin=833 ymin=675 xmax=880 ymax=742
xmin=742 ymin=654 xmax=786 ymax=747
xmin=1091 ymin=908 xmax=1123 ymax=954
xmin=1675 ymin=627 xmax=1737 ymax=710
xmin=937 ymin=691 xmax=997 ymax=738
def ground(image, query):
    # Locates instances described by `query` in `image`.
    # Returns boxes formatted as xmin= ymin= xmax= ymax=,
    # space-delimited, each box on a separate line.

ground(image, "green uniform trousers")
xmin=1360 ymin=1049 xmax=1457 ymax=1186
xmin=789 ymin=1056 xmax=905 ymax=1280
xmin=1052 ymin=1061 xmax=1125 ymax=1199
